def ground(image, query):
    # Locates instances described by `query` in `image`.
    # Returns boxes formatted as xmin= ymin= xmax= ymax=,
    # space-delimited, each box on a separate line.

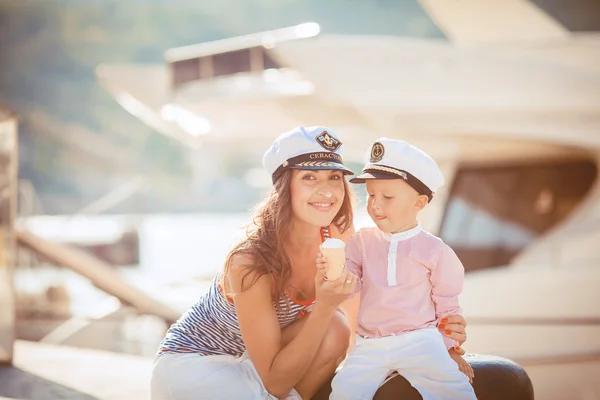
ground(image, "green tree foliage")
xmin=0 ymin=0 xmax=442 ymax=213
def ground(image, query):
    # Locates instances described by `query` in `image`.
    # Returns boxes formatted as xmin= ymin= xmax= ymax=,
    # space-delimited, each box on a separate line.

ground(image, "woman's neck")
xmin=282 ymin=218 xmax=323 ymax=300
xmin=285 ymin=218 xmax=322 ymax=254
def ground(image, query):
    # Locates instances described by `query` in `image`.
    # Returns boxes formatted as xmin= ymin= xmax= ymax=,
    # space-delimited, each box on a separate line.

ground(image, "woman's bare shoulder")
xmin=226 ymin=252 xmax=272 ymax=293
xmin=229 ymin=251 xmax=255 ymax=268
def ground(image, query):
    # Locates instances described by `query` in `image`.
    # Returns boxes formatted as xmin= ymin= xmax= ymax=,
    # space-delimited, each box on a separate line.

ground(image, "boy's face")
xmin=365 ymin=179 xmax=427 ymax=233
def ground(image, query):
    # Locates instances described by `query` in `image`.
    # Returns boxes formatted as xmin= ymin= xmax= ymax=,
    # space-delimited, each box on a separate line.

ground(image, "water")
xmin=19 ymin=212 xmax=374 ymax=315
xmin=138 ymin=212 xmax=373 ymax=281
xmin=138 ymin=213 xmax=250 ymax=281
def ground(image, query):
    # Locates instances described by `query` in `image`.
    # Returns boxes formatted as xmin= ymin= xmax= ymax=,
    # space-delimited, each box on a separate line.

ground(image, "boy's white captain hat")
xmin=263 ymin=126 xmax=355 ymax=183
xmin=350 ymin=138 xmax=444 ymax=202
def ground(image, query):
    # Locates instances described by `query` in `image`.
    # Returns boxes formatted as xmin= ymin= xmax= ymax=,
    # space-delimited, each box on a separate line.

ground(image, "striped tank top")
xmin=157 ymin=226 xmax=330 ymax=357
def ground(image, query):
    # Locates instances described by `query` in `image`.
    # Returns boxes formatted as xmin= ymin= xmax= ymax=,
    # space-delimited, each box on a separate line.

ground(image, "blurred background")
xmin=1 ymin=0 xmax=599 ymax=399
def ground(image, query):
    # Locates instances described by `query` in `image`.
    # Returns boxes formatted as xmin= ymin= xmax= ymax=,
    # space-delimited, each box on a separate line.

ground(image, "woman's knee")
xmin=153 ymin=353 xmax=270 ymax=400
xmin=317 ymin=311 xmax=351 ymax=364
xmin=151 ymin=356 xmax=173 ymax=400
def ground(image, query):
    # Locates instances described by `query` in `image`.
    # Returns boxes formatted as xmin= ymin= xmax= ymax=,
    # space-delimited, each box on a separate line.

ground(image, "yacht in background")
xmin=92 ymin=2 xmax=600 ymax=398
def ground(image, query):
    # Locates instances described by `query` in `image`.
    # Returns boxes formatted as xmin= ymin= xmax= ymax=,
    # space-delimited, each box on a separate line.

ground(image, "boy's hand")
xmin=449 ymin=348 xmax=474 ymax=384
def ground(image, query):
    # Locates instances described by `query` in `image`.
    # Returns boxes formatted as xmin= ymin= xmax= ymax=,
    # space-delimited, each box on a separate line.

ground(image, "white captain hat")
xmin=263 ymin=126 xmax=355 ymax=183
xmin=350 ymin=138 xmax=444 ymax=202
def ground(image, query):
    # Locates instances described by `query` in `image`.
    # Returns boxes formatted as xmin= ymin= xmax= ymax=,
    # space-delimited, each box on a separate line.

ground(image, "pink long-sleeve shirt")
xmin=346 ymin=224 xmax=463 ymax=349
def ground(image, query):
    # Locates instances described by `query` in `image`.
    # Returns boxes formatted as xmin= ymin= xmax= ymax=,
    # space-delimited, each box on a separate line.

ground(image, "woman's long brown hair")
xmin=220 ymin=169 xmax=354 ymax=310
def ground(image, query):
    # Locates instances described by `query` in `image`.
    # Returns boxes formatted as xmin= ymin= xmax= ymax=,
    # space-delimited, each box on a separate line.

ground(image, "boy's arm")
xmin=430 ymin=242 xmax=464 ymax=350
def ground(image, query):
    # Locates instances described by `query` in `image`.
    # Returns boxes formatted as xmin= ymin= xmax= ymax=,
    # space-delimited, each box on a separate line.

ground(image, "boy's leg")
xmin=330 ymin=337 xmax=391 ymax=400
xmin=390 ymin=329 xmax=476 ymax=400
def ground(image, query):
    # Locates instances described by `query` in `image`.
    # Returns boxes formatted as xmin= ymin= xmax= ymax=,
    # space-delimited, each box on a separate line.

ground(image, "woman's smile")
xmin=309 ymin=201 xmax=335 ymax=212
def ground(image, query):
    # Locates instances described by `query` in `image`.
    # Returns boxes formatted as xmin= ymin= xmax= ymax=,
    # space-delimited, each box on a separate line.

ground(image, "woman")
xmin=151 ymin=126 xmax=468 ymax=400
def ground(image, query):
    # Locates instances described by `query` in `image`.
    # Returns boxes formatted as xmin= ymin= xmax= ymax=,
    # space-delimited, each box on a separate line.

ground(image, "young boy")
xmin=324 ymin=138 xmax=476 ymax=400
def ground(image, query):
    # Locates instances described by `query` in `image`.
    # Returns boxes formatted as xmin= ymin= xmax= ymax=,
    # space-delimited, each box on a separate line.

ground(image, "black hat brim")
xmin=349 ymin=171 xmax=400 ymax=184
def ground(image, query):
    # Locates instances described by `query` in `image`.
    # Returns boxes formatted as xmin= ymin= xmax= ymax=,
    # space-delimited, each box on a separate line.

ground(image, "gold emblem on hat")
xmin=316 ymin=131 xmax=341 ymax=152
xmin=370 ymin=142 xmax=385 ymax=162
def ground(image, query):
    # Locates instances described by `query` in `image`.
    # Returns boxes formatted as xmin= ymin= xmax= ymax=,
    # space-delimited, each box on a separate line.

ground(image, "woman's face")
xmin=289 ymin=169 xmax=346 ymax=228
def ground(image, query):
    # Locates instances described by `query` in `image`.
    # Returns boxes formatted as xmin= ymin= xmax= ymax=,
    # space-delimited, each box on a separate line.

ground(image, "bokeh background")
xmin=1 ymin=1 xmax=599 ymax=399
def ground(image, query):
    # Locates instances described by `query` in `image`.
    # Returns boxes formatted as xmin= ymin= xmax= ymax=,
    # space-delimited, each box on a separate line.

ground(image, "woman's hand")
xmin=439 ymin=314 xmax=468 ymax=355
xmin=449 ymin=348 xmax=474 ymax=383
xmin=316 ymin=252 xmax=330 ymax=280
xmin=314 ymin=252 xmax=357 ymax=313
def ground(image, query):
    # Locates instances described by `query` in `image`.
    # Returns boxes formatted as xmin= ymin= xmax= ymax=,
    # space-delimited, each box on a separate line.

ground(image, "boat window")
xmin=212 ymin=48 xmax=252 ymax=77
xmin=262 ymin=50 xmax=281 ymax=70
xmin=170 ymin=47 xmax=282 ymax=89
xmin=439 ymin=160 xmax=597 ymax=272
xmin=171 ymin=58 xmax=201 ymax=89
xmin=531 ymin=0 xmax=600 ymax=32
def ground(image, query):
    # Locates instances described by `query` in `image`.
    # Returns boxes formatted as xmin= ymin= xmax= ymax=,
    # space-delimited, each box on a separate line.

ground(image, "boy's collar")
xmin=379 ymin=223 xmax=422 ymax=242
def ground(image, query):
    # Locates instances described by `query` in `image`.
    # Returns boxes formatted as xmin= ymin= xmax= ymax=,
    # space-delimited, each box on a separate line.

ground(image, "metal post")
xmin=0 ymin=108 xmax=17 ymax=364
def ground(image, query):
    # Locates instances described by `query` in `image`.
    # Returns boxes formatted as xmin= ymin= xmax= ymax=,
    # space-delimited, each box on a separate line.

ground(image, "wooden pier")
xmin=0 ymin=340 xmax=151 ymax=400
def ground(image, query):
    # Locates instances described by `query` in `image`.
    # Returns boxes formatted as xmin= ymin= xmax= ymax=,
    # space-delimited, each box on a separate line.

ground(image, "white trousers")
xmin=330 ymin=328 xmax=477 ymax=400
xmin=151 ymin=351 xmax=302 ymax=400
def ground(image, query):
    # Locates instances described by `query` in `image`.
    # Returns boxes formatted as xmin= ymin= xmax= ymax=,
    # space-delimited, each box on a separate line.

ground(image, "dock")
xmin=0 ymin=340 xmax=151 ymax=400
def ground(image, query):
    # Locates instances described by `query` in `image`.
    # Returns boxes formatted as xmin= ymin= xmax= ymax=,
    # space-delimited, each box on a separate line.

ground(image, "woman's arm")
xmin=339 ymin=294 xmax=360 ymax=346
xmin=333 ymin=224 xmax=360 ymax=345
xmin=228 ymin=254 xmax=353 ymax=399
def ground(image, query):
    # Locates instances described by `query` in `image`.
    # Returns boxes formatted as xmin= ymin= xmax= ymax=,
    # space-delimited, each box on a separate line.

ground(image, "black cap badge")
xmin=370 ymin=142 xmax=385 ymax=163
xmin=316 ymin=131 xmax=342 ymax=152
